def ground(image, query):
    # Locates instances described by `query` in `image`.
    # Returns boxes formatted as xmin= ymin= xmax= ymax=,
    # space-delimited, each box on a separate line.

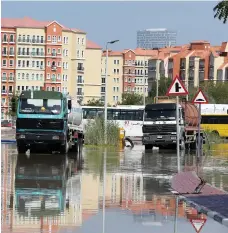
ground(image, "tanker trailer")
xmin=142 ymin=96 xmax=204 ymax=150
xmin=67 ymin=97 xmax=84 ymax=152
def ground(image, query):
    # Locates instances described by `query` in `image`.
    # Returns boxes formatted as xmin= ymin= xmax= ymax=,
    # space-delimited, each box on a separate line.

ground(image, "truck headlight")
xmin=171 ymin=136 xmax=176 ymax=140
xmin=19 ymin=134 xmax=25 ymax=139
xmin=52 ymin=136 xmax=59 ymax=140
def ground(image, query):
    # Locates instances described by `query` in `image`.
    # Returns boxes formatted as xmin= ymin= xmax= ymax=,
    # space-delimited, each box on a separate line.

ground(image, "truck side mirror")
xmin=68 ymin=100 xmax=72 ymax=111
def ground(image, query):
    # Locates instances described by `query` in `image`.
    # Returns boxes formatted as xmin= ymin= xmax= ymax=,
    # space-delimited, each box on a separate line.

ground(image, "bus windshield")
xmin=19 ymin=99 xmax=62 ymax=115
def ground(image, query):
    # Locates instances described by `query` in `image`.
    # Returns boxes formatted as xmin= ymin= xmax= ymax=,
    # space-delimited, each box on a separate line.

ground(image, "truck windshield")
xmin=19 ymin=99 xmax=62 ymax=114
xmin=144 ymin=109 xmax=176 ymax=121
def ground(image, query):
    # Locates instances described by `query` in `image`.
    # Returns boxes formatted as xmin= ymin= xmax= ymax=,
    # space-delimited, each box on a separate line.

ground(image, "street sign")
xmin=190 ymin=219 xmax=207 ymax=233
xmin=192 ymin=89 xmax=208 ymax=104
xmin=166 ymin=75 xmax=188 ymax=96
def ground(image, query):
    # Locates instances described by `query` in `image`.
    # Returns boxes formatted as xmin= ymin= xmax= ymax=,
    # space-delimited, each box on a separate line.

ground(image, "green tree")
xmin=213 ymin=0 xmax=228 ymax=23
xmin=86 ymin=98 xmax=104 ymax=106
xmin=7 ymin=94 xmax=19 ymax=117
xmin=148 ymin=76 xmax=172 ymax=101
xmin=120 ymin=92 xmax=143 ymax=105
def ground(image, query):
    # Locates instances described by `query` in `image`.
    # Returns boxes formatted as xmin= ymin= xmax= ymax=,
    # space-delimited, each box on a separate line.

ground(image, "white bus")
xmin=82 ymin=105 xmax=145 ymax=137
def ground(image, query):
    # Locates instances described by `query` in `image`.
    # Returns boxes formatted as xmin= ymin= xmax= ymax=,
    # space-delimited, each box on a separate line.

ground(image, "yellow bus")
xmin=201 ymin=114 xmax=228 ymax=138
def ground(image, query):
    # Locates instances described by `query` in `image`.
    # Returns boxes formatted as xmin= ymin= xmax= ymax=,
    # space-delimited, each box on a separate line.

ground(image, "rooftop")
xmin=86 ymin=40 xmax=102 ymax=49
xmin=1 ymin=17 xmax=86 ymax=34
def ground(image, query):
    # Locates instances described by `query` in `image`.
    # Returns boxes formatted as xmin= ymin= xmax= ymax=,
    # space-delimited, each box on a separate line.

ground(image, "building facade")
xmin=137 ymin=28 xmax=177 ymax=49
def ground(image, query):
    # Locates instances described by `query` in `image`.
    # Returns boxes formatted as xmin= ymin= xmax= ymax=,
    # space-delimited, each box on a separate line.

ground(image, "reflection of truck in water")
xmin=142 ymin=97 xmax=205 ymax=150
xmin=14 ymin=90 xmax=84 ymax=154
xmin=15 ymin=155 xmax=70 ymax=216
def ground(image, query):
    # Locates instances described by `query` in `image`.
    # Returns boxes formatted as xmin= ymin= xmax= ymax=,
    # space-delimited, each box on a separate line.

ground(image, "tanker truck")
xmin=142 ymin=96 xmax=205 ymax=150
xmin=15 ymin=90 xmax=84 ymax=154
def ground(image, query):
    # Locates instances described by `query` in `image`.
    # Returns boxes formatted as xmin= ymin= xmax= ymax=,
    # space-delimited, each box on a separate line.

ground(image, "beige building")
xmin=101 ymin=51 xmax=123 ymax=105
xmin=83 ymin=40 xmax=102 ymax=103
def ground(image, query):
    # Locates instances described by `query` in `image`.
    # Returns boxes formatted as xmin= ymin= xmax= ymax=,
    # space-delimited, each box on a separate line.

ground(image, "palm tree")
xmin=213 ymin=0 xmax=228 ymax=23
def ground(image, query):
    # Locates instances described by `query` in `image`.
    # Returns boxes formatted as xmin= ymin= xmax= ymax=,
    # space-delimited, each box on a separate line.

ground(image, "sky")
xmin=2 ymin=1 xmax=228 ymax=50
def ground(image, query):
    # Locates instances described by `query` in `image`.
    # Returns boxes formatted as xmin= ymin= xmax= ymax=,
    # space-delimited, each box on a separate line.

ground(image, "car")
xmin=1 ymin=120 xmax=12 ymax=127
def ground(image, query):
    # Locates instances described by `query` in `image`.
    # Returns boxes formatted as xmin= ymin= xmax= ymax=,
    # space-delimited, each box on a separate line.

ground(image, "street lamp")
xmin=143 ymin=49 xmax=146 ymax=106
xmin=104 ymin=40 xmax=119 ymax=144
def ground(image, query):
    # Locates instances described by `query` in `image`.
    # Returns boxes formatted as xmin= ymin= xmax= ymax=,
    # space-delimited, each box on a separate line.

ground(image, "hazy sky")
xmin=2 ymin=1 xmax=228 ymax=50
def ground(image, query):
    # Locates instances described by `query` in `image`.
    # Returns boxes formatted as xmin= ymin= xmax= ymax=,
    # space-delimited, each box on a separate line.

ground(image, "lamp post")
xmin=104 ymin=40 xmax=119 ymax=144
xmin=143 ymin=49 xmax=146 ymax=106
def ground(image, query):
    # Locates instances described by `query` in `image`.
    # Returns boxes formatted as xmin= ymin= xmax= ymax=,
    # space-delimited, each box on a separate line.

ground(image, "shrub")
xmin=84 ymin=117 xmax=119 ymax=146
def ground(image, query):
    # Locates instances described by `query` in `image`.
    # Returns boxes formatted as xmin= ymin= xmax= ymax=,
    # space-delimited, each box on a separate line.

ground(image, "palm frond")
xmin=213 ymin=0 xmax=228 ymax=23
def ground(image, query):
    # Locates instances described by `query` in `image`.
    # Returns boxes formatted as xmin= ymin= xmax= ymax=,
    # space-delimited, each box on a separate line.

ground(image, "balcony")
xmin=32 ymin=39 xmax=45 ymax=44
xmin=2 ymin=76 xmax=7 ymax=81
xmin=51 ymin=78 xmax=56 ymax=82
xmin=2 ymin=39 xmax=8 ymax=43
xmin=77 ymin=67 xmax=84 ymax=72
xmin=8 ymin=90 xmax=13 ymax=95
xmin=18 ymin=52 xmax=30 ymax=56
xmin=2 ymin=51 xmax=7 ymax=56
xmin=77 ymin=92 xmax=84 ymax=96
xmin=51 ymin=66 xmax=57 ymax=71
xmin=8 ymin=77 xmax=14 ymax=82
xmin=18 ymin=38 xmax=31 ymax=44
xmin=1 ymin=90 xmax=7 ymax=94
xmin=180 ymin=64 xmax=185 ymax=69
xmin=9 ymin=52 xmax=15 ymax=56
xmin=52 ymin=52 xmax=57 ymax=57
xmin=77 ymin=79 xmax=84 ymax=84
xmin=31 ymin=52 xmax=45 ymax=57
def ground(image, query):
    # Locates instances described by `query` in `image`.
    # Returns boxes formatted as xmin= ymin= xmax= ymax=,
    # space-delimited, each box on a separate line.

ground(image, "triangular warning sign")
xmin=190 ymin=219 xmax=207 ymax=233
xmin=166 ymin=75 xmax=188 ymax=96
xmin=192 ymin=89 xmax=208 ymax=104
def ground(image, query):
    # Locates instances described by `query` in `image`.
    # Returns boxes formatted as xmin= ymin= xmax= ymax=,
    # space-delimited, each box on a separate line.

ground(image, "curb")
xmin=171 ymin=190 xmax=228 ymax=227
xmin=1 ymin=139 xmax=16 ymax=143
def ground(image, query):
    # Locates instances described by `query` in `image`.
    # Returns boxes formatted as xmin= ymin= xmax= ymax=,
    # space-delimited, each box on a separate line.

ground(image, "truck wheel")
xmin=71 ymin=141 xmax=78 ymax=152
xmin=145 ymin=144 xmax=153 ymax=150
xmin=60 ymin=140 xmax=69 ymax=154
xmin=17 ymin=144 xmax=27 ymax=154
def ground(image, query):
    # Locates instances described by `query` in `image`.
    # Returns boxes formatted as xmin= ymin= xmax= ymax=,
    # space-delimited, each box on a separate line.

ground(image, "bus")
xmin=200 ymin=104 xmax=228 ymax=138
xmin=82 ymin=105 xmax=145 ymax=137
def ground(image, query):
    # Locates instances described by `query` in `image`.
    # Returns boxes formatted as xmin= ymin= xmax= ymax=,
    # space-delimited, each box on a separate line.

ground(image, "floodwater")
xmin=1 ymin=143 xmax=228 ymax=233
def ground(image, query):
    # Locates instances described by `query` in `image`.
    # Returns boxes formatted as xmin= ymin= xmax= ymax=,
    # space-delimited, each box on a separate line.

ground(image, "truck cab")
xmin=142 ymin=103 xmax=185 ymax=150
xmin=15 ymin=90 xmax=72 ymax=153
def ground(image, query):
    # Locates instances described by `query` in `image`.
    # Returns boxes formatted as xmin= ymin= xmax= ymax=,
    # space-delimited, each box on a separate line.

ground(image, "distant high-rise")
xmin=137 ymin=28 xmax=177 ymax=49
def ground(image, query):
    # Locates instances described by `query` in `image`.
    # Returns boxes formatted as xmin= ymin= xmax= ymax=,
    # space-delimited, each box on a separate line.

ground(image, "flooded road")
xmin=1 ymin=143 xmax=228 ymax=233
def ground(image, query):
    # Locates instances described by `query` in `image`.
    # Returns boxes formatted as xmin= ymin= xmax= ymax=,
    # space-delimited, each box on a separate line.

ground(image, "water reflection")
xmin=1 ymin=144 xmax=228 ymax=233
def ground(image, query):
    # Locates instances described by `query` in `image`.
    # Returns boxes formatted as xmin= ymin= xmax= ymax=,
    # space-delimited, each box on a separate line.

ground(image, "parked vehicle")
xmin=142 ymin=96 xmax=205 ymax=150
xmin=15 ymin=90 xmax=84 ymax=154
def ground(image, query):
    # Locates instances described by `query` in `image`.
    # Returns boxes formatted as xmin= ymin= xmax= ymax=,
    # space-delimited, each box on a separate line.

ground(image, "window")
xmin=36 ymin=61 xmax=39 ymax=68
xmin=52 ymin=36 xmax=57 ymax=43
xmin=82 ymin=51 xmax=84 ymax=58
xmin=114 ymin=60 xmax=116 ymax=64
xmin=40 ymin=74 xmax=43 ymax=80
xmin=64 ymin=36 xmax=68 ymax=44
xmin=17 ymin=73 xmax=21 ymax=80
xmin=9 ymin=35 xmax=14 ymax=43
xmin=32 ymin=61 xmax=35 ymax=67
xmin=77 ymin=50 xmax=80 ymax=58
xmin=114 ymin=69 xmax=116 ymax=74
xmin=52 ymin=74 xmax=56 ymax=80
xmin=2 ymin=60 xmax=7 ymax=67
xmin=41 ymin=36 xmax=44 ymax=43
xmin=57 ymin=48 xmax=61 ymax=54
xmin=26 ymin=61 xmax=29 ymax=67
xmin=82 ymin=38 xmax=84 ymax=45
xmin=9 ymin=60 xmax=13 ymax=67
xmin=48 ymin=48 xmax=51 ymax=54
xmin=57 ymin=74 xmax=61 ymax=80
xmin=26 ymin=73 xmax=29 ymax=79
xmin=62 ymin=62 xmax=65 ymax=69
xmin=57 ymin=62 xmax=61 ymax=67
xmin=65 ymin=62 xmax=68 ymax=69
xmin=3 ymin=34 xmax=7 ymax=42
xmin=78 ymin=38 xmax=80 ymax=44
xmin=47 ymin=74 xmax=50 ymax=79
xmin=36 ymin=74 xmax=39 ymax=80
xmin=101 ymin=87 xmax=105 ymax=92
xmin=58 ymin=36 xmax=61 ymax=42
xmin=31 ymin=73 xmax=34 ymax=80
xmin=65 ymin=75 xmax=68 ymax=81
xmin=102 ymin=78 xmax=105 ymax=83
xmin=117 ymin=60 xmax=119 ymax=65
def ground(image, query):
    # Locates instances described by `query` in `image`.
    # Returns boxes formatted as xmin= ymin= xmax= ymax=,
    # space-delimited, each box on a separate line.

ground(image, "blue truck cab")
xmin=15 ymin=90 xmax=72 ymax=153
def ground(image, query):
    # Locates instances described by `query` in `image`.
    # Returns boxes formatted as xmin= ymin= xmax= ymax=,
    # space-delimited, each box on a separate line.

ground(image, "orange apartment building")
xmin=1 ymin=27 xmax=16 ymax=116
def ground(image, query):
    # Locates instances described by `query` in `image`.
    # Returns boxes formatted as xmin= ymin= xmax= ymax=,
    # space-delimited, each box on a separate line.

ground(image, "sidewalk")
xmin=171 ymin=171 xmax=228 ymax=227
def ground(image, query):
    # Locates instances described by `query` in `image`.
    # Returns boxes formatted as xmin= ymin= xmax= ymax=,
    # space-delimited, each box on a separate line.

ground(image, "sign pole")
xmin=197 ymin=103 xmax=201 ymax=159
xmin=176 ymin=96 xmax=180 ymax=173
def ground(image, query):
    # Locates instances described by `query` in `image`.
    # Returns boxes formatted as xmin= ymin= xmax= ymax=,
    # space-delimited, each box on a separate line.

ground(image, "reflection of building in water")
xmin=1 ymin=145 xmax=16 ymax=232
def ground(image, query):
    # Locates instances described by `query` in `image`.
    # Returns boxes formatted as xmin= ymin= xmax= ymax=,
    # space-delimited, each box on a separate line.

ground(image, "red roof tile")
xmin=1 ymin=17 xmax=85 ymax=33
xmin=86 ymin=40 xmax=102 ymax=49
xmin=102 ymin=50 xmax=123 ymax=56
xmin=221 ymin=42 xmax=228 ymax=53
